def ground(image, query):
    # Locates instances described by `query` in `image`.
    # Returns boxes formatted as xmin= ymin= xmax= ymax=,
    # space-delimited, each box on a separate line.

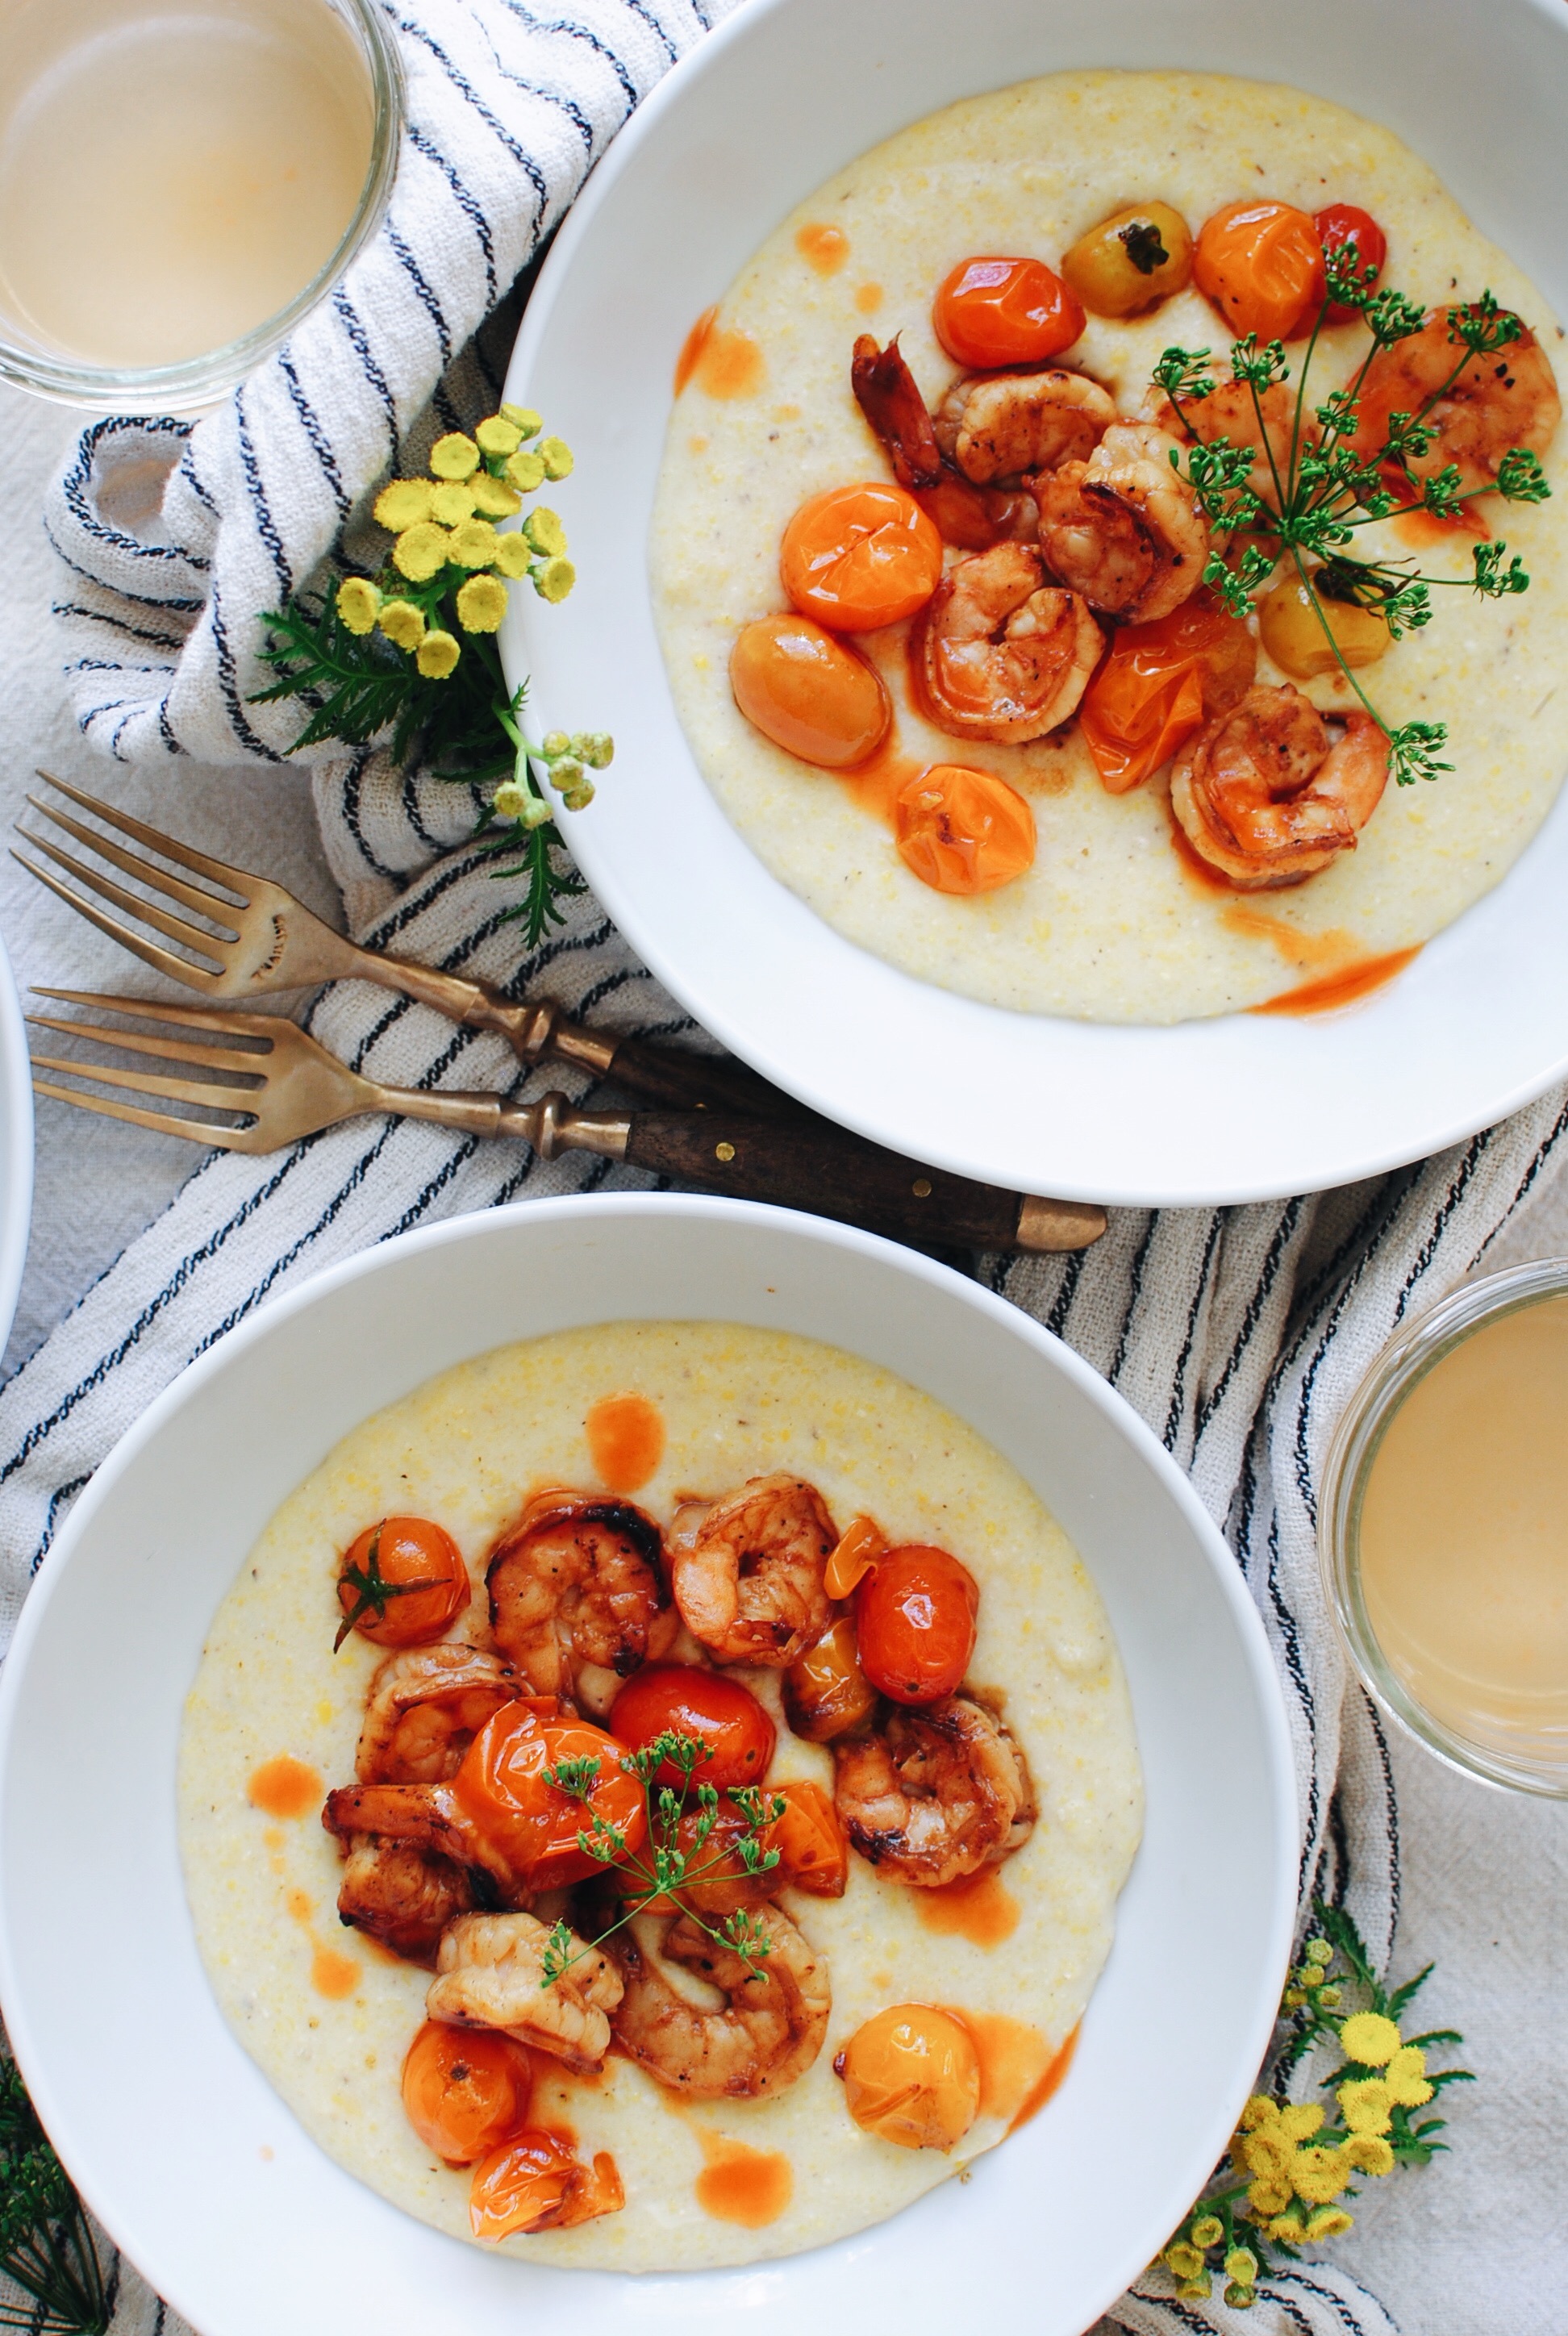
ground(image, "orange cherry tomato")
xmin=729 ymin=613 xmax=891 ymax=767
xmin=1194 ymin=201 xmax=1326 ymax=341
xmin=1315 ymin=203 xmax=1387 ymax=327
xmin=893 ymin=764 xmax=1036 ymax=895
xmin=610 ymin=1662 xmax=776 ymax=1790
xmin=452 ymin=1703 xmax=645 ymax=1887
xmin=1078 ymin=593 xmax=1257 ymax=795
xmin=932 ymin=256 xmax=1086 ymax=368
xmin=780 ymin=482 xmax=943 ymax=632
xmin=767 ymin=1780 xmax=848 ymax=1897
xmin=334 ymin=1516 xmax=470 ymax=1650
xmin=838 ymin=2005 xmax=980 ymax=2150
xmin=855 ymin=1543 xmax=979 ymax=1704
xmin=469 ymin=2130 xmax=624 ymax=2242
xmin=402 ymin=2021 xmax=532 ymax=2165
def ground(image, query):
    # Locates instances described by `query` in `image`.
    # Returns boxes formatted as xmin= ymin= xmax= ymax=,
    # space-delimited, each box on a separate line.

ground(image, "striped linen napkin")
xmin=12 ymin=2 xmax=1568 ymax=2329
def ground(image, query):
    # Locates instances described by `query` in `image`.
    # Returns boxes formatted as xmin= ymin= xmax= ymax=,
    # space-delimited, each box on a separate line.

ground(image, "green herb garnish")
xmin=0 ymin=2057 xmax=109 ymax=2334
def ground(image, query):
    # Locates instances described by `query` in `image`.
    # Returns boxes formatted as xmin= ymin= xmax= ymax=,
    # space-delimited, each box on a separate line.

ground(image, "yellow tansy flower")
xmin=1385 ymin=2046 xmax=1433 ymax=2108
xmin=1291 ymin=2145 xmax=1352 ymax=2205
xmin=1344 ymin=2133 xmax=1396 ymax=2177
xmin=429 ymin=432 xmax=481 ymax=481
xmin=506 ymin=448 xmax=547 ymax=493
xmin=471 ymin=473 xmax=522 ymax=519
xmin=456 ymin=574 xmax=508 ymax=634
xmin=1264 ymin=2210 xmax=1306 ymax=2242
xmin=336 ymin=577 xmax=379 ymax=635
xmin=501 ymin=403 xmax=542 ymax=438
xmin=537 ymin=435 xmax=573 ymax=480
xmin=1247 ymin=2175 xmax=1295 ymax=2218
xmin=373 ymin=478 xmax=434 ymax=531
xmin=1225 ymin=2249 xmax=1259 ymax=2285
xmin=377 ymin=599 xmax=426 ymax=652
xmin=392 ymin=522 xmax=452 ymax=583
xmin=1189 ymin=2216 xmax=1223 ymax=2250
xmin=430 ymin=482 xmax=477 ymax=525
xmin=1340 ymin=2012 xmax=1402 ymax=2067
xmin=532 ymin=555 xmax=576 ymax=603
xmin=1304 ymin=2207 xmax=1354 ymax=2241
xmin=1164 ymin=2245 xmax=1204 ymax=2281
xmin=448 ymin=519 xmax=500 ymax=569
xmin=492 ymin=532 xmax=532 ymax=579
xmin=475 ymin=415 xmax=523 ymax=457
xmin=1175 ymin=2277 xmax=1211 ymax=2302
xmin=523 ymin=507 xmax=567 ymax=558
xmin=416 ymin=629 xmax=461 ymax=678
xmin=1338 ymin=2078 xmax=1394 ymax=2136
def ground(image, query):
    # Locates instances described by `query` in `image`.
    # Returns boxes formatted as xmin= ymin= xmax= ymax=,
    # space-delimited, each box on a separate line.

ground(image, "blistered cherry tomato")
xmin=1314 ymin=203 xmax=1387 ymax=327
xmin=1194 ymin=200 xmax=1326 ymax=341
xmin=1078 ymin=591 xmax=1258 ymax=795
xmin=837 ymin=2005 xmax=980 ymax=2150
xmin=615 ymin=1795 xmax=778 ymax=1915
xmin=335 ymin=1516 xmax=470 ymax=1651
xmin=932 ymin=256 xmax=1085 ymax=367
xmin=1257 ymin=575 xmax=1390 ymax=677
xmin=783 ymin=1615 xmax=878 ymax=1742
xmin=767 ymin=1779 xmax=848 ymax=1897
xmin=610 ymin=1662 xmax=776 ymax=1789
xmin=855 ymin=1543 xmax=979 ymax=1704
xmin=893 ymin=764 xmax=1036 ymax=895
xmin=729 ymin=613 xmax=891 ymax=767
xmin=1060 ymin=203 xmax=1194 ymax=319
xmin=780 ymin=482 xmax=944 ymax=631
xmin=468 ymin=2131 xmax=624 ymax=2242
xmin=452 ymin=1704 xmax=644 ymax=1886
xmin=402 ymin=2021 xmax=532 ymax=2165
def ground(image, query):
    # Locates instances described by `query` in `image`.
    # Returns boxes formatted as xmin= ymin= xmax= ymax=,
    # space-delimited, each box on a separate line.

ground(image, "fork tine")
xmin=10 ymin=851 xmax=222 ymax=991
xmin=16 ymin=829 xmax=226 ymax=961
xmin=35 ymin=771 xmax=255 ymax=902
xmin=28 ymin=1050 xmax=264 ymax=1114
xmin=31 ymin=1076 xmax=258 ymax=1151
xmin=31 ymin=987 xmax=286 ymax=1041
xmin=26 ymin=1012 xmax=270 ymax=1076
xmin=25 ymin=793 xmax=244 ymax=929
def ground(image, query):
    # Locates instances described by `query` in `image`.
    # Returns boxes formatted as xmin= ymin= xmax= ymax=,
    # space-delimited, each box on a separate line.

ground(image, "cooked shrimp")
xmin=1353 ymin=306 xmax=1561 ymax=497
xmin=1145 ymin=377 xmax=1303 ymax=503
xmin=427 ymin=1911 xmax=623 ymax=2075
xmin=911 ymin=540 xmax=1103 ymax=744
xmin=1033 ymin=419 xmax=1210 ymax=622
xmin=851 ymin=334 xmax=1033 ymax=549
xmin=832 ymin=1694 xmax=1033 ymax=1887
xmin=356 ymin=1645 xmax=521 ymax=1783
xmin=335 ymin=1837 xmax=478 ymax=1963
xmin=323 ymin=1779 xmax=528 ymax=1902
xmin=609 ymin=1904 xmax=831 ymax=2099
xmin=1170 ymin=686 xmax=1390 ymax=890
xmin=934 ymin=367 xmax=1117 ymax=484
xmin=487 ymin=1491 xmax=676 ymax=1717
xmin=669 ymin=1474 xmax=836 ymax=1666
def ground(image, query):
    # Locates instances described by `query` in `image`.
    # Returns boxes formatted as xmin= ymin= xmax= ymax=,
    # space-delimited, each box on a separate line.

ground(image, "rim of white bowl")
xmin=0 ymin=931 xmax=34 ymax=1362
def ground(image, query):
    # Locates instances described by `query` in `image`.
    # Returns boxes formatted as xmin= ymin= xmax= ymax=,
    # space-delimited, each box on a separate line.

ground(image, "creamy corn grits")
xmin=178 ymin=1320 xmax=1142 ymax=2270
xmin=651 ymin=70 xmax=1568 ymax=1022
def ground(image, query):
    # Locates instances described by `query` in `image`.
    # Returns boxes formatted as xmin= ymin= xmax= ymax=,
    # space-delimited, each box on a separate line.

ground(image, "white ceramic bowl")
xmin=500 ymin=0 xmax=1568 ymax=1207
xmin=0 ymin=930 xmax=34 ymax=1358
xmin=0 ymin=1196 xmax=1293 ymax=2336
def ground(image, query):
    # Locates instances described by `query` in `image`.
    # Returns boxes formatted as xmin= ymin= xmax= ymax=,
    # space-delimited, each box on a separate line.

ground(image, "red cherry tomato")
xmin=1314 ymin=203 xmax=1387 ymax=327
xmin=932 ymin=256 xmax=1086 ymax=368
xmin=335 ymin=1516 xmax=470 ymax=1650
xmin=610 ymin=1663 xmax=776 ymax=1789
xmin=452 ymin=1703 xmax=645 ymax=1886
xmin=855 ymin=1545 xmax=979 ymax=1704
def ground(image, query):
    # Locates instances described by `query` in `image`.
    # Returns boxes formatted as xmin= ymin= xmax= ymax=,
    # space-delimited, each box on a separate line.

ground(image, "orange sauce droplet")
xmin=1250 ymin=945 xmax=1420 ymax=1016
xmin=692 ymin=2129 xmax=794 ymax=2226
xmin=1393 ymin=503 xmax=1488 ymax=548
xmin=311 ymin=1946 xmax=362 ymax=2000
xmin=947 ymin=2011 xmax=1052 ymax=2121
xmin=1006 ymin=2024 xmax=1079 ymax=2134
xmin=1221 ymin=905 xmax=1362 ymax=974
xmin=840 ymin=728 xmax=927 ymax=824
xmin=795 ymin=221 xmax=849 ymax=275
xmin=674 ymin=306 xmax=717 ymax=397
xmin=913 ymin=1867 xmax=1020 ymax=1947
xmin=854 ymin=281 xmax=884 ymax=314
xmin=248 ymin=1755 xmax=323 ymax=1820
xmin=694 ymin=326 xmax=765 ymax=401
xmin=286 ymin=1887 xmax=314 ymax=1924
xmin=586 ymin=1392 xmax=665 ymax=1493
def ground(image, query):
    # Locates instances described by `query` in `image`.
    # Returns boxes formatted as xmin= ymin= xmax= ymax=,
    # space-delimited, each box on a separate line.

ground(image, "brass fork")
xmin=13 ymin=770 xmax=790 ymax=1117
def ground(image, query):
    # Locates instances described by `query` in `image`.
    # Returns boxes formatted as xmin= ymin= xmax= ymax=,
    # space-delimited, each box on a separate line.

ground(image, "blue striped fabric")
xmin=15 ymin=4 xmax=1568 ymax=2329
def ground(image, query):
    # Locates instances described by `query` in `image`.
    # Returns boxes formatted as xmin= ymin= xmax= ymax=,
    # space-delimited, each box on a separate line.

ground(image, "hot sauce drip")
xmin=586 ymin=1391 xmax=665 ymax=1493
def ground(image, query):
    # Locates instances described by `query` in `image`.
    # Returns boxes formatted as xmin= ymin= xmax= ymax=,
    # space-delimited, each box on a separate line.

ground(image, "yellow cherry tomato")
xmin=1060 ymin=203 xmax=1194 ymax=319
xmin=838 ymin=2005 xmax=981 ymax=2150
xmin=1257 ymin=577 xmax=1391 ymax=678
xmin=729 ymin=614 xmax=891 ymax=767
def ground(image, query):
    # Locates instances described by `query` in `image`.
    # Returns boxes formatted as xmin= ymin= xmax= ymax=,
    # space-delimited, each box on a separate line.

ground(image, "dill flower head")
xmin=1339 ymin=2011 xmax=1403 ymax=2068
xmin=430 ymin=481 xmax=477 ymax=526
xmin=377 ymin=598 xmax=427 ymax=652
xmin=507 ymin=448 xmax=548 ymax=493
xmin=336 ymin=577 xmax=380 ymax=636
xmin=476 ymin=414 xmax=523 ymax=457
xmin=416 ymin=629 xmax=461 ymax=679
xmin=429 ymin=432 xmax=482 ymax=481
xmin=456 ymin=574 xmax=508 ymax=635
xmin=532 ymin=556 xmax=577 ymax=604
xmin=537 ymin=435 xmax=574 ymax=481
xmin=492 ymin=533 xmax=532 ymax=579
xmin=523 ymin=507 xmax=568 ymax=558
xmin=1338 ymin=2077 xmax=1394 ymax=2136
xmin=448 ymin=518 xmax=500 ymax=569
xmin=392 ymin=523 xmax=452 ymax=584
xmin=374 ymin=478 xmax=434 ymax=531
xmin=471 ymin=472 xmax=522 ymax=519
